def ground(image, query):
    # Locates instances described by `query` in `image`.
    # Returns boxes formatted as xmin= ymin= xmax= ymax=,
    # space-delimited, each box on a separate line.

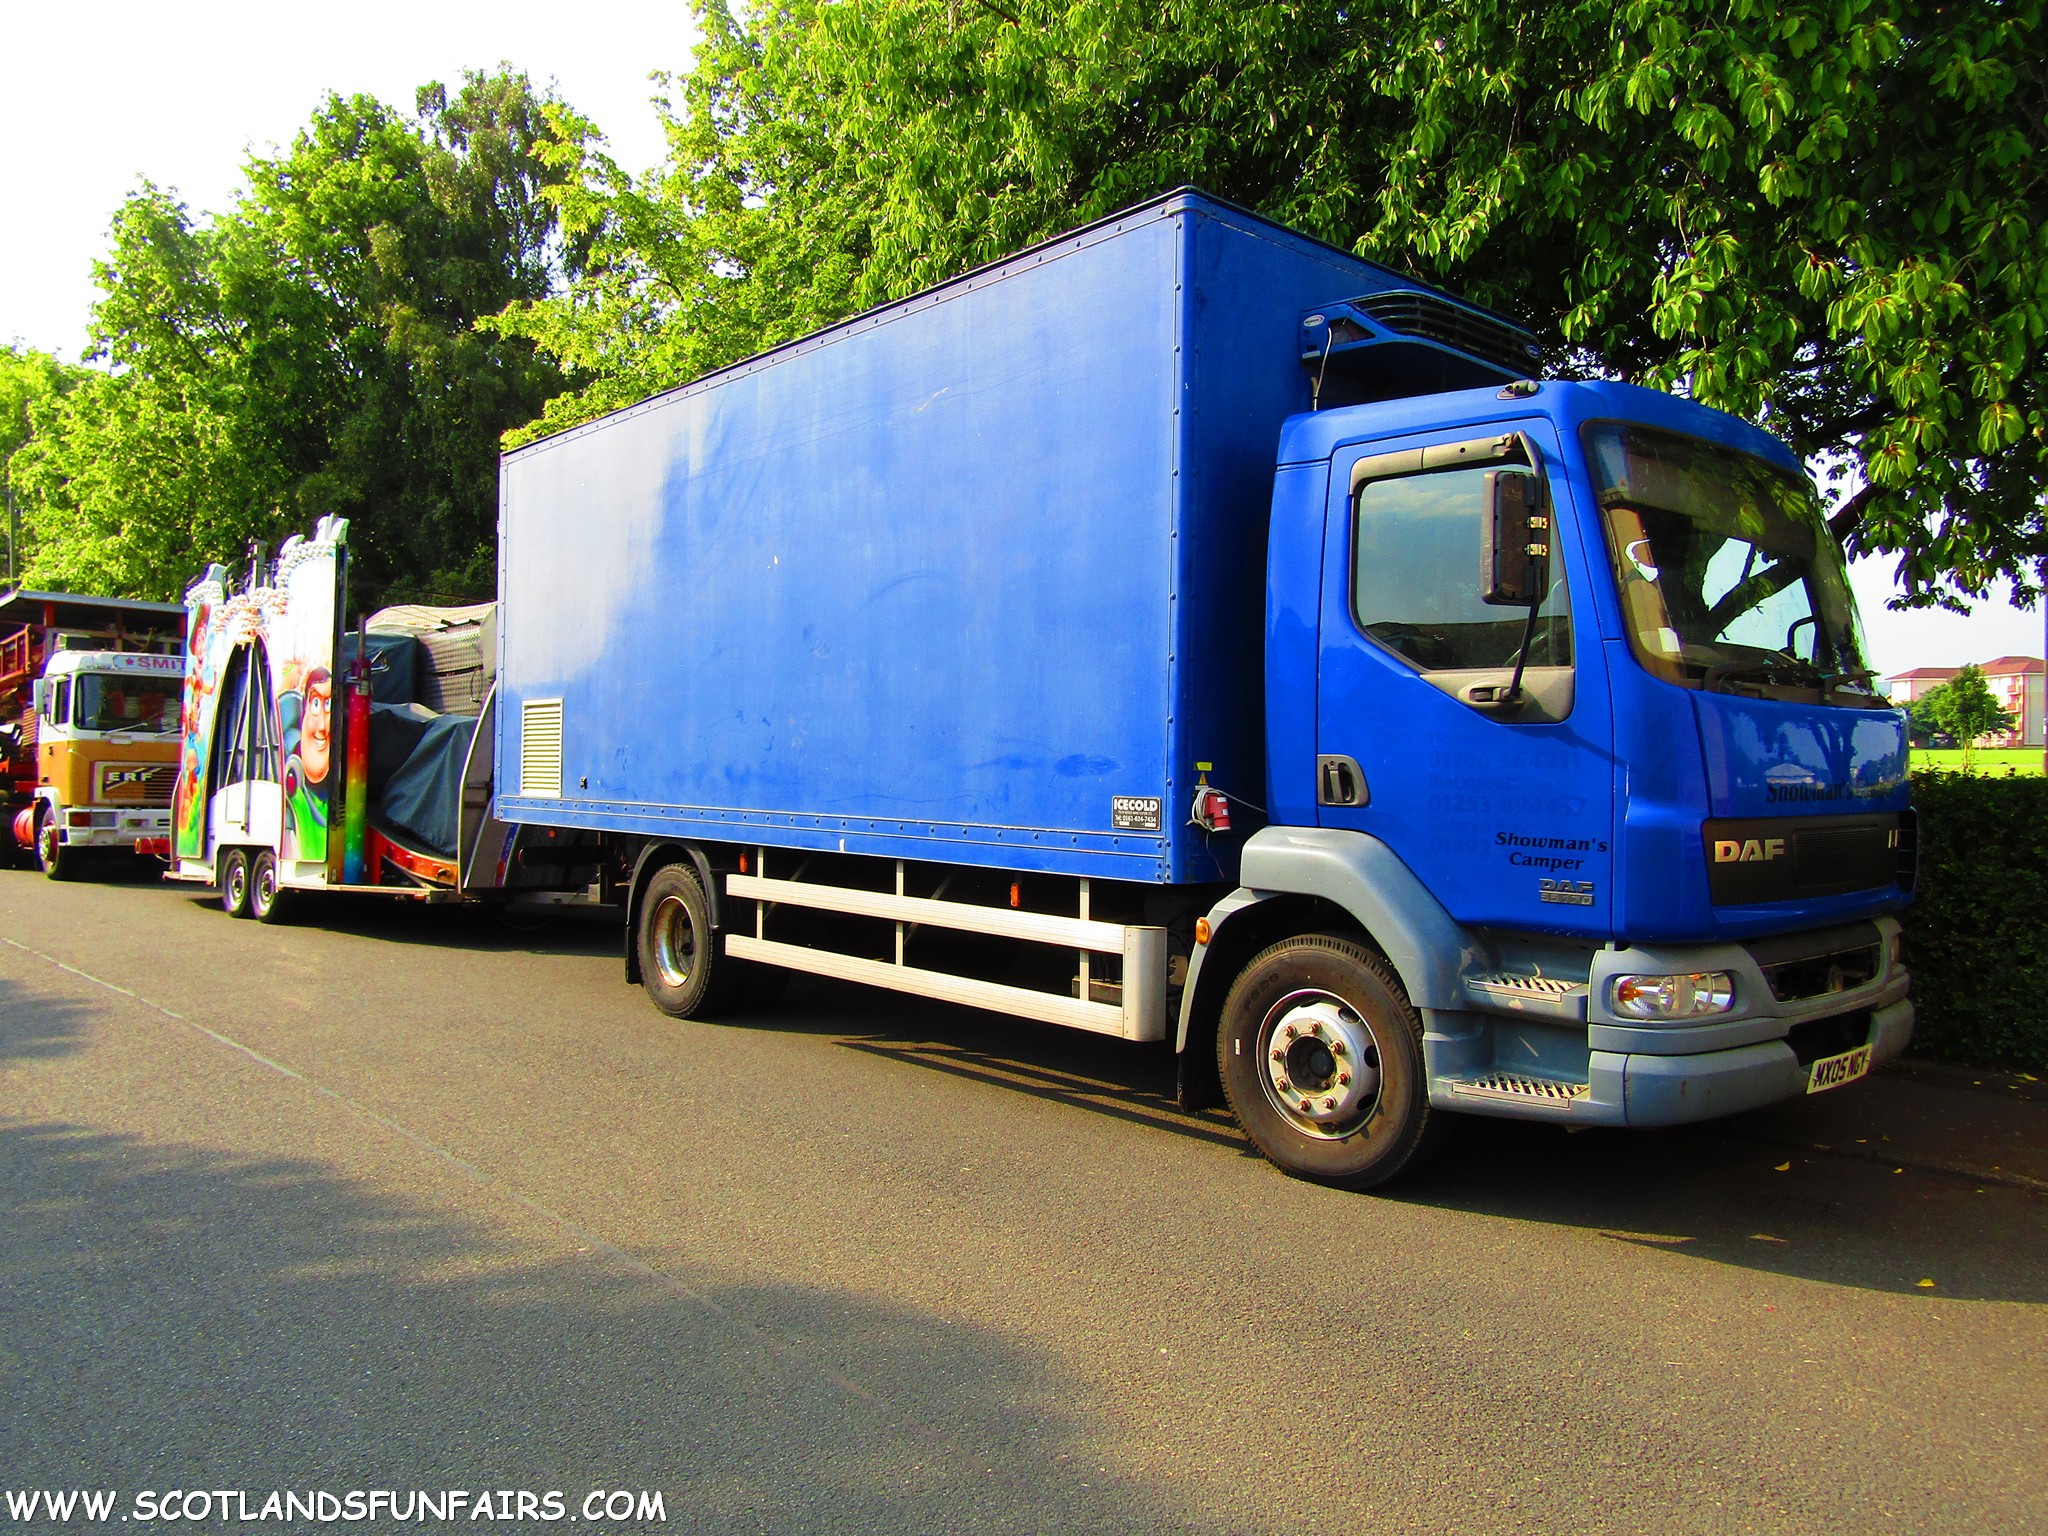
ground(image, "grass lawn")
xmin=1911 ymin=747 xmax=2045 ymax=776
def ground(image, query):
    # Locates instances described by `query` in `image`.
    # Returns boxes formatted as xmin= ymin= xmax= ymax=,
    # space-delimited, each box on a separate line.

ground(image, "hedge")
xmin=1901 ymin=770 xmax=2048 ymax=1072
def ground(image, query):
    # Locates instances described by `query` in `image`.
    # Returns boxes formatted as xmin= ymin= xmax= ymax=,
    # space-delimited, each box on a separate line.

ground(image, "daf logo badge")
xmin=1714 ymin=837 xmax=1787 ymax=863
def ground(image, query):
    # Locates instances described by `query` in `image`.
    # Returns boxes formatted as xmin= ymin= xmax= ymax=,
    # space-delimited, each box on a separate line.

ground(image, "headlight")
xmin=1610 ymin=971 xmax=1735 ymax=1021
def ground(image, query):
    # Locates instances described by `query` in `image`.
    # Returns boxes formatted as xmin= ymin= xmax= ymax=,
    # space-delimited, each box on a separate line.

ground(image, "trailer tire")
xmin=1216 ymin=933 xmax=1447 ymax=1190
xmin=636 ymin=863 xmax=743 ymax=1018
xmin=36 ymin=809 xmax=75 ymax=882
xmin=250 ymin=851 xmax=290 ymax=924
xmin=220 ymin=848 xmax=253 ymax=919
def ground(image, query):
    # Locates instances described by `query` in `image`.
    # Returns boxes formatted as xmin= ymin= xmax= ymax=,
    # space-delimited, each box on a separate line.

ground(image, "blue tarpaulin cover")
xmin=368 ymin=703 xmax=477 ymax=857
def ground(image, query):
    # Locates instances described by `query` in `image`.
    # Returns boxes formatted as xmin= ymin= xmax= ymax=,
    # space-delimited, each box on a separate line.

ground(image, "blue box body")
xmin=496 ymin=193 xmax=1430 ymax=883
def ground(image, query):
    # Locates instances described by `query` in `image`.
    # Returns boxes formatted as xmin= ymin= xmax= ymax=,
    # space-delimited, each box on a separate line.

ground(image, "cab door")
xmin=1314 ymin=420 xmax=1615 ymax=935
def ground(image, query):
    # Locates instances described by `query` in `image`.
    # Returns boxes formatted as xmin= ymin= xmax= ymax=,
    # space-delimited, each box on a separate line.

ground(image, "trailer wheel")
xmin=250 ymin=851 xmax=290 ymax=924
xmin=1216 ymin=933 xmax=1446 ymax=1190
xmin=636 ymin=863 xmax=742 ymax=1018
xmin=219 ymin=848 xmax=252 ymax=919
xmin=36 ymin=810 xmax=75 ymax=882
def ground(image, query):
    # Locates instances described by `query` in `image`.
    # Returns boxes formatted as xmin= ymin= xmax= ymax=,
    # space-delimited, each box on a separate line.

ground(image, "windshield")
xmin=73 ymin=672 xmax=181 ymax=735
xmin=1584 ymin=423 xmax=1878 ymax=703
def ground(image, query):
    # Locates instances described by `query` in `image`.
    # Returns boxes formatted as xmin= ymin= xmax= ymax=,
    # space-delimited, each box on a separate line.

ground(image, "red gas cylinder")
xmin=12 ymin=806 xmax=36 ymax=850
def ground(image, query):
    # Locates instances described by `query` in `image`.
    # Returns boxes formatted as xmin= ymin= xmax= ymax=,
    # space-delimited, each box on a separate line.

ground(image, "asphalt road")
xmin=2 ymin=868 xmax=2043 ymax=1535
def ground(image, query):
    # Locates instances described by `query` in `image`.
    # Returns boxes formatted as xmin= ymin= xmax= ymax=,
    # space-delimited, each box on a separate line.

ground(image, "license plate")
xmin=1806 ymin=1044 xmax=1872 ymax=1094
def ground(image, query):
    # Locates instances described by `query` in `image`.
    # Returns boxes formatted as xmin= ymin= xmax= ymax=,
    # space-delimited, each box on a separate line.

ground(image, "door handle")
xmin=1317 ymin=755 xmax=1367 ymax=807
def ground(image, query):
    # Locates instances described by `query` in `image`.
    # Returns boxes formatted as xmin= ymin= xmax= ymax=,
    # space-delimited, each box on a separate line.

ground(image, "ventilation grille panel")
xmin=519 ymin=698 xmax=564 ymax=798
xmin=1353 ymin=291 xmax=1541 ymax=376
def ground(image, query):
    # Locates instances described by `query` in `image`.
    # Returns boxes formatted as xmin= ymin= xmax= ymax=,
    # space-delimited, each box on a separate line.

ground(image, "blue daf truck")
xmin=494 ymin=190 xmax=1913 ymax=1188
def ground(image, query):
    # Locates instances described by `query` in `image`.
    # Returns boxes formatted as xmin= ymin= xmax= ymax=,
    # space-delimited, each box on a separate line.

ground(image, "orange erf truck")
xmin=0 ymin=591 xmax=188 ymax=877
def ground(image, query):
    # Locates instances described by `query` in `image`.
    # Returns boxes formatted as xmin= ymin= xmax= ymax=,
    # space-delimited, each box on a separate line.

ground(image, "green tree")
xmin=13 ymin=69 xmax=587 ymax=604
xmin=509 ymin=0 xmax=2048 ymax=611
xmin=0 ymin=346 xmax=81 ymax=581
xmin=1912 ymin=664 xmax=2017 ymax=769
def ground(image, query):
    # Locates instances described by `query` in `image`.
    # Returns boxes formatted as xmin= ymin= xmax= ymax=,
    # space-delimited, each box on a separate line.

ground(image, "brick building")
xmin=1888 ymin=656 xmax=2045 ymax=748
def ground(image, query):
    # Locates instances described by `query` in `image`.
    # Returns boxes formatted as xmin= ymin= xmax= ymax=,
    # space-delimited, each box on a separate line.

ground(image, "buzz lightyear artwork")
xmin=172 ymin=517 xmax=348 ymax=871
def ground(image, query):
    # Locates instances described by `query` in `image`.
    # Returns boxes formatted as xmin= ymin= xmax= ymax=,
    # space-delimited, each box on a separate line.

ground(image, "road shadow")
xmin=1389 ymin=1109 xmax=2048 ymax=1303
xmin=741 ymin=981 xmax=2048 ymax=1304
xmin=736 ymin=975 xmax=1248 ymax=1154
xmin=170 ymin=890 xmax=623 ymax=961
xmin=0 ymin=975 xmax=94 ymax=1065
xmin=0 ymin=1118 xmax=1227 ymax=1534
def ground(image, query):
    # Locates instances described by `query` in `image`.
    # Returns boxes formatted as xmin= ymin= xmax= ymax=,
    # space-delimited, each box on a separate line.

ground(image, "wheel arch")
xmin=623 ymin=839 xmax=727 ymax=985
xmin=1174 ymin=827 xmax=1475 ymax=1107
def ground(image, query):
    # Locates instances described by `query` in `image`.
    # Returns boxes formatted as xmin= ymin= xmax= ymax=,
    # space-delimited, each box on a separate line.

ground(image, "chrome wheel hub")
xmin=1257 ymin=989 xmax=1382 ymax=1139
xmin=649 ymin=894 xmax=700 ymax=989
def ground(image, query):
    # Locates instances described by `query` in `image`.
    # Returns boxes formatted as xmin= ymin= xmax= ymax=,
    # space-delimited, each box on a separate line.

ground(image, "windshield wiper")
xmin=1701 ymin=657 xmax=1824 ymax=693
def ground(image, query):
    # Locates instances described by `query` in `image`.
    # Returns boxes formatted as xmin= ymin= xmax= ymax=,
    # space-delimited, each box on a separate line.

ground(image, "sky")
xmin=2 ymin=2 xmax=2041 ymax=675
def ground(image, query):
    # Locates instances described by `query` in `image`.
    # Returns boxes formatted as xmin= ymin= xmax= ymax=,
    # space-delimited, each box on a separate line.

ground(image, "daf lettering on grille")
xmin=1713 ymin=837 xmax=1787 ymax=864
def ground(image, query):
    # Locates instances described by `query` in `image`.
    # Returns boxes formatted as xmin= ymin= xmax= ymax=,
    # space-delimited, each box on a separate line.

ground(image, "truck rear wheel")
xmin=1216 ymin=933 xmax=1446 ymax=1190
xmin=36 ymin=811 xmax=75 ymax=882
xmin=219 ymin=848 xmax=252 ymax=918
xmin=636 ymin=863 xmax=744 ymax=1018
xmin=250 ymin=851 xmax=290 ymax=924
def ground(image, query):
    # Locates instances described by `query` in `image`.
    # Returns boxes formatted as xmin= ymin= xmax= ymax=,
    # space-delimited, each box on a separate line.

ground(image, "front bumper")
xmin=56 ymin=810 xmax=170 ymax=849
xmin=1601 ymin=995 xmax=1913 ymax=1126
xmin=1425 ymin=916 xmax=1914 ymax=1126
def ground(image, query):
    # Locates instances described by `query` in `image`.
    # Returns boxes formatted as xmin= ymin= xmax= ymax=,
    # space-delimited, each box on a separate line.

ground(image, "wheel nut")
xmin=1282 ymin=1024 xmax=1297 ymax=1039
xmin=1299 ymin=1099 xmax=1314 ymax=1113
xmin=1275 ymin=1078 xmax=1290 ymax=1092
xmin=1338 ymin=1072 xmax=1351 ymax=1086
xmin=1323 ymin=1098 xmax=1337 ymax=1111
xmin=1330 ymin=1040 xmax=1346 ymax=1056
xmin=1308 ymin=1021 xmax=1323 ymax=1036
xmin=1271 ymin=1049 xmax=1285 ymax=1063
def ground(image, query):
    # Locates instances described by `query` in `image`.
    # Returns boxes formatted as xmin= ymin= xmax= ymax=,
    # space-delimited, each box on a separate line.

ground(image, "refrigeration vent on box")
xmin=520 ymin=698 xmax=564 ymax=797
xmin=1353 ymin=291 xmax=1542 ymax=376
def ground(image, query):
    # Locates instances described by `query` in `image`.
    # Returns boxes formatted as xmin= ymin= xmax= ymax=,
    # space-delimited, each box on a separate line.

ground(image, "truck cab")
xmin=25 ymin=649 xmax=187 ymax=878
xmin=1187 ymin=374 xmax=1911 ymax=1179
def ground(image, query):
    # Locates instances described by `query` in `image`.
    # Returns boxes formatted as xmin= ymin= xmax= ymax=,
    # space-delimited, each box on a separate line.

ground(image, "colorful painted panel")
xmin=173 ymin=518 xmax=348 ymax=864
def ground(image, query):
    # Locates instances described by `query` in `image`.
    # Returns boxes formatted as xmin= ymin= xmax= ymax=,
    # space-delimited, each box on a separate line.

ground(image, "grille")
xmin=1761 ymin=943 xmax=1880 ymax=1002
xmin=95 ymin=762 xmax=177 ymax=807
xmin=1451 ymin=1074 xmax=1589 ymax=1103
xmin=1353 ymin=292 xmax=1541 ymax=376
xmin=1785 ymin=1011 xmax=1873 ymax=1067
xmin=1793 ymin=824 xmax=1894 ymax=892
xmin=519 ymin=699 xmax=563 ymax=797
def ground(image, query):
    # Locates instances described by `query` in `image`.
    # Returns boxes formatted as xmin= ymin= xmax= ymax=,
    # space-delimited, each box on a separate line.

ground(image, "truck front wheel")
xmin=636 ymin=863 xmax=744 ymax=1018
xmin=1217 ymin=934 xmax=1446 ymax=1190
xmin=36 ymin=811 xmax=75 ymax=882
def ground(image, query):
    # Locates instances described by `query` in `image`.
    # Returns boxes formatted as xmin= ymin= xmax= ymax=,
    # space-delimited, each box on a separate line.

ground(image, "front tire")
xmin=36 ymin=811 xmax=75 ymax=882
xmin=250 ymin=851 xmax=289 ymax=923
xmin=220 ymin=848 xmax=252 ymax=918
xmin=1217 ymin=933 xmax=1447 ymax=1190
xmin=635 ymin=863 xmax=744 ymax=1018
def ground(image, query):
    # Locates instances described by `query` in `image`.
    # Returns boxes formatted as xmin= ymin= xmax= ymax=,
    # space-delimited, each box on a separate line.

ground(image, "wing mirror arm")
xmin=1480 ymin=453 xmax=1552 ymax=706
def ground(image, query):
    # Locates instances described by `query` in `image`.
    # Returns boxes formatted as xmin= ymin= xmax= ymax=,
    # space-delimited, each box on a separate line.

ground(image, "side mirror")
xmin=31 ymin=679 xmax=47 ymax=717
xmin=1481 ymin=469 xmax=1550 ymax=607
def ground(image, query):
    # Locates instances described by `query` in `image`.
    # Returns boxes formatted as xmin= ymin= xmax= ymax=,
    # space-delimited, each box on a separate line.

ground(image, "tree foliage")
xmin=0 ymin=347 xmax=80 ymax=576
xmin=511 ymin=0 xmax=2047 ymax=608
xmin=13 ymin=70 xmax=585 ymax=604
